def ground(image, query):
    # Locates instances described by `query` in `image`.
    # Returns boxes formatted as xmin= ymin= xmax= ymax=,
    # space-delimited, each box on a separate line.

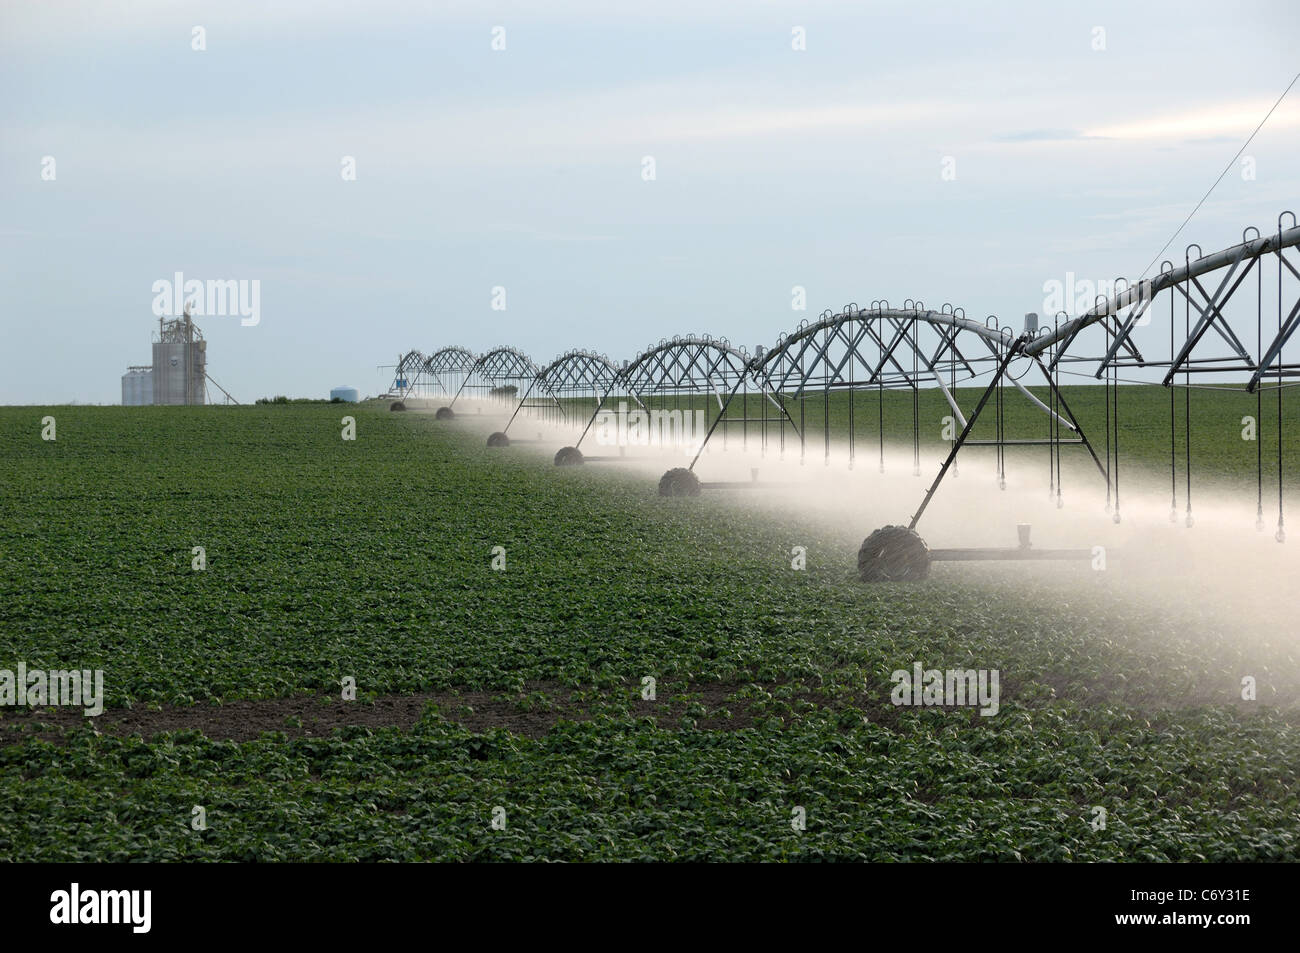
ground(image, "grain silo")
xmin=121 ymin=366 xmax=154 ymax=406
xmin=152 ymin=310 xmax=207 ymax=405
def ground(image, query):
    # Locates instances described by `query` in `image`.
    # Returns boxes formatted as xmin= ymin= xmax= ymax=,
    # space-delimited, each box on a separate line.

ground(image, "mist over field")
xmin=441 ymin=395 xmax=1300 ymax=660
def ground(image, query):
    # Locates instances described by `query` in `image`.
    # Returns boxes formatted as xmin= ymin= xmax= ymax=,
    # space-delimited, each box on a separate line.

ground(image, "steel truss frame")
xmin=570 ymin=335 xmax=787 ymax=456
xmin=690 ymin=303 xmax=1104 ymax=508
xmin=418 ymin=213 xmax=1299 ymax=539
xmin=500 ymin=349 xmax=623 ymax=435
xmin=449 ymin=346 xmax=541 ymax=410
xmin=396 ymin=346 xmax=477 ymax=401
xmin=1023 ymin=215 xmax=1300 ymax=537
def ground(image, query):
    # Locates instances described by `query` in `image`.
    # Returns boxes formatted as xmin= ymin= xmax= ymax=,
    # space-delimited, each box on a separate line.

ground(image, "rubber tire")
xmin=435 ymin=407 xmax=454 ymax=420
xmin=857 ymin=525 xmax=931 ymax=582
xmin=658 ymin=467 xmax=701 ymax=497
xmin=389 ymin=401 xmax=406 ymax=412
xmin=554 ymin=446 xmax=584 ymax=467
xmin=486 ymin=431 xmax=510 ymax=448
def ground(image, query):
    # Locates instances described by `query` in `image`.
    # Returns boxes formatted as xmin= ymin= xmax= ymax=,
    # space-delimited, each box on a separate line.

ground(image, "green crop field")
xmin=1 ymin=400 xmax=1297 ymax=861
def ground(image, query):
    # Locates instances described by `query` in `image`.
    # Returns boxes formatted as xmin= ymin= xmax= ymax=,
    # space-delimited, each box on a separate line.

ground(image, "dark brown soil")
xmin=6 ymin=675 xmax=1278 ymax=747
xmin=1 ymin=686 xmax=573 ymax=744
xmin=0 ymin=679 xmax=893 ymax=745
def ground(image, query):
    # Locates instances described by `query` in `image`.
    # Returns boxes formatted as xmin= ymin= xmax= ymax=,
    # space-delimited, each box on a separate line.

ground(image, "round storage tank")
xmin=330 ymin=385 xmax=360 ymax=403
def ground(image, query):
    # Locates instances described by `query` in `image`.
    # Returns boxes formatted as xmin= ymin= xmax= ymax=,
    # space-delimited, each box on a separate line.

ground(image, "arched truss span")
xmin=450 ymin=346 xmax=541 ymax=408
xmin=619 ymin=335 xmax=755 ymax=393
xmin=1028 ymin=218 xmax=1300 ymax=392
xmin=425 ymin=345 xmax=477 ymax=374
xmin=687 ymin=301 xmax=1099 ymax=483
xmin=420 ymin=213 xmax=1300 ymax=537
xmin=1022 ymin=215 xmax=1300 ymax=534
xmin=538 ymin=349 xmax=622 ymax=394
xmin=755 ymin=303 xmax=1007 ymax=415
xmin=572 ymin=335 xmax=775 ymax=451
xmin=390 ymin=350 xmax=425 ymax=395
xmin=500 ymin=349 xmax=623 ymax=434
xmin=399 ymin=346 xmax=476 ymax=399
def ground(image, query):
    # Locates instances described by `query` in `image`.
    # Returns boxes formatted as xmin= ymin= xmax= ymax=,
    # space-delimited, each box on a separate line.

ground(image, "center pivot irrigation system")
xmin=394 ymin=215 xmax=1300 ymax=581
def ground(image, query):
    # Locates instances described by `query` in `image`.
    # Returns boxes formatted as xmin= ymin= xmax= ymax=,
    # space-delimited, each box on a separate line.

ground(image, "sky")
xmin=2 ymin=0 xmax=1299 ymax=404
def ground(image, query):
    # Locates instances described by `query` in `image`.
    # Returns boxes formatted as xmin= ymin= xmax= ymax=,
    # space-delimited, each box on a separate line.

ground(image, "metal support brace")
xmin=908 ymin=337 xmax=1025 ymax=531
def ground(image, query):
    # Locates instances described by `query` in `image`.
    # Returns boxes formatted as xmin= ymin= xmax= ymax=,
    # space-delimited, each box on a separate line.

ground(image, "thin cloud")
xmin=1086 ymin=102 xmax=1300 ymax=140
xmin=994 ymin=129 xmax=1086 ymax=142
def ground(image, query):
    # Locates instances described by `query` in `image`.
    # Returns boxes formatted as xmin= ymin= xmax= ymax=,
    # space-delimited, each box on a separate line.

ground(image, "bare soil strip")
xmin=0 ymin=681 xmax=819 ymax=744
xmin=2 ymin=678 xmax=1283 ymax=746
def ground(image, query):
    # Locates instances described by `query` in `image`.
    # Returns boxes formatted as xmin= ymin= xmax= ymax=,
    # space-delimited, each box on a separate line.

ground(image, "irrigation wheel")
xmin=435 ymin=407 xmax=455 ymax=420
xmin=857 ymin=525 xmax=931 ymax=582
xmin=486 ymin=431 xmax=510 ymax=448
xmin=658 ymin=467 xmax=701 ymax=497
xmin=389 ymin=401 xmax=406 ymax=412
xmin=554 ymin=446 xmax=584 ymax=466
